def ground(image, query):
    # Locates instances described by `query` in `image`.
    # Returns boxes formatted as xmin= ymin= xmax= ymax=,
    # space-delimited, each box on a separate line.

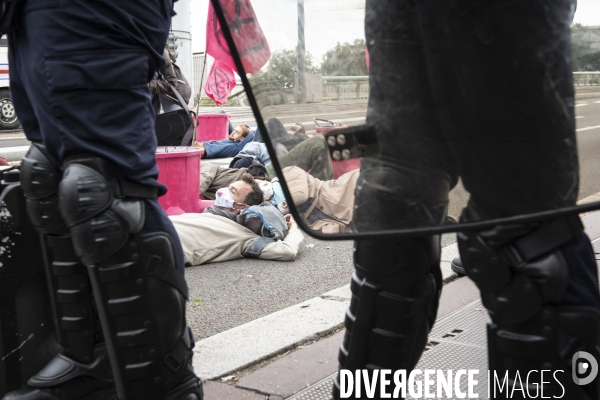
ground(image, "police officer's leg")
xmin=2 ymin=34 xmax=114 ymax=399
xmin=57 ymin=155 xmax=200 ymax=400
xmin=333 ymin=0 xmax=456 ymax=397
xmin=458 ymin=218 xmax=600 ymax=398
xmin=5 ymin=1 xmax=202 ymax=399
xmin=7 ymin=144 xmax=115 ymax=400
xmin=417 ymin=0 xmax=600 ymax=396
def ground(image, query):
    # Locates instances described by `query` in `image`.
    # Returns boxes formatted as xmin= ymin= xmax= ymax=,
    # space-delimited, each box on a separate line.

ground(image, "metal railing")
xmin=573 ymin=72 xmax=600 ymax=86
xmin=322 ymin=76 xmax=369 ymax=101
xmin=193 ymin=71 xmax=600 ymax=107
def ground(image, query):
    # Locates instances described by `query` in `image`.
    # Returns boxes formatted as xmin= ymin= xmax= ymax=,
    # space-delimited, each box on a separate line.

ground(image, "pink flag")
xmin=204 ymin=60 xmax=236 ymax=106
xmin=206 ymin=0 xmax=270 ymax=74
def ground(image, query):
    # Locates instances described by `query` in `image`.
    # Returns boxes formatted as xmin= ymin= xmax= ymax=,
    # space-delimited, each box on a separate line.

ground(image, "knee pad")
xmin=458 ymin=216 xmax=600 ymax=398
xmin=58 ymin=155 xmax=157 ymax=265
xmin=458 ymin=217 xmax=581 ymax=324
xmin=334 ymin=236 xmax=442 ymax=398
xmin=19 ymin=143 xmax=64 ymax=233
xmin=352 ymin=158 xmax=451 ymax=231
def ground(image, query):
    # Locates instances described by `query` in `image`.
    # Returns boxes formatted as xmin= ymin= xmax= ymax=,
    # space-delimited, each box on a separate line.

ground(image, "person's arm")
xmin=148 ymin=75 xmax=171 ymax=95
xmin=148 ymin=53 xmax=178 ymax=96
xmin=258 ymin=227 xmax=304 ymax=261
xmin=258 ymin=215 xmax=304 ymax=261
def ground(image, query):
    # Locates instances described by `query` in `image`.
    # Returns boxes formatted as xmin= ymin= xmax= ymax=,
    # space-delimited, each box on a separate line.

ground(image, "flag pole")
xmin=193 ymin=52 xmax=209 ymax=142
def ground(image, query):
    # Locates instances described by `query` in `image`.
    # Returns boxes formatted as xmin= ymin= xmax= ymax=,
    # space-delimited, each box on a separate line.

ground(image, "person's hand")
xmin=285 ymin=214 xmax=297 ymax=230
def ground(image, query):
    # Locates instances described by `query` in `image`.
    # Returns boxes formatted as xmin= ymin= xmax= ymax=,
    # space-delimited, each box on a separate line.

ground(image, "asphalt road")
xmin=3 ymin=93 xmax=600 ymax=342
xmin=188 ymin=96 xmax=600 ymax=340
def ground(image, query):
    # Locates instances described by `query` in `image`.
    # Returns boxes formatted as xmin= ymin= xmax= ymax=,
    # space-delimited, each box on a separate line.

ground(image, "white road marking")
xmin=575 ymin=103 xmax=589 ymax=107
xmin=594 ymin=100 xmax=600 ymax=104
xmin=576 ymin=116 xmax=585 ymax=118
xmin=577 ymin=125 xmax=600 ymax=132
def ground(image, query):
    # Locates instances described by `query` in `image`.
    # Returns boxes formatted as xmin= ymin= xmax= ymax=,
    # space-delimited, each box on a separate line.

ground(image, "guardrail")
xmin=573 ymin=72 xmax=600 ymax=86
xmin=198 ymin=72 xmax=600 ymax=106
xmin=322 ymin=76 xmax=369 ymax=101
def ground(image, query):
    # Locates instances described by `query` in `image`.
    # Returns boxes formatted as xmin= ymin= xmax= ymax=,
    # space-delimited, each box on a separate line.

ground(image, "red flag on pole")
xmin=206 ymin=0 xmax=271 ymax=75
xmin=204 ymin=60 xmax=236 ymax=106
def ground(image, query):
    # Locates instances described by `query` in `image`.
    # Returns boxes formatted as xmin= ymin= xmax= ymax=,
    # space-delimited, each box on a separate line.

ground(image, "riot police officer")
xmin=333 ymin=0 xmax=600 ymax=398
xmin=2 ymin=0 xmax=203 ymax=399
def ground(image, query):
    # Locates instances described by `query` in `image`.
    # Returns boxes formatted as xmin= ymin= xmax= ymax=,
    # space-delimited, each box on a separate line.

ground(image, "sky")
xmin=190 ymin=0 xmax=366 ymax=63
xmin=188 ymin=0 xmax=600 ymax=65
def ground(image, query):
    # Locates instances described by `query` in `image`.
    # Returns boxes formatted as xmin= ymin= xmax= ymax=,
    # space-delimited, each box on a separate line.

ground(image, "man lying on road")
xmin=170 ymin=173 xmax=304 ymax=266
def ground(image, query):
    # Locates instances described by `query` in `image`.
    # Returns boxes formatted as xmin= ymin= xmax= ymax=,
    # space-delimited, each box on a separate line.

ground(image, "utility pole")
xmin=296 ymin=0 xmax=307 ymax=104
xmin=171 ymin=0 xmax=193 ymax=105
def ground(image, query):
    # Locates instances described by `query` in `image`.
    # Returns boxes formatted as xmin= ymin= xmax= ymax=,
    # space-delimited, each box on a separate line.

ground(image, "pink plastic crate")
xmin=196 ymin=113 xmax=230 ymax=142
xmin=198 ymin=200 xmax=215 ymax=213
xmin=156 ymin=146 xmax=203 ymax=214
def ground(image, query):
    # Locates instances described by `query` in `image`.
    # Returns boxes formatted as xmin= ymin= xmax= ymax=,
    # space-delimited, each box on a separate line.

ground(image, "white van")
xmin=0 ymin=37 xmax=20 ymax=130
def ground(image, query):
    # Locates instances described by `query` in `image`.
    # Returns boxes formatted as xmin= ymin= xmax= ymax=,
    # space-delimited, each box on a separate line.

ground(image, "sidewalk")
xmin=196 ymin=209 xmax=600 ymax=400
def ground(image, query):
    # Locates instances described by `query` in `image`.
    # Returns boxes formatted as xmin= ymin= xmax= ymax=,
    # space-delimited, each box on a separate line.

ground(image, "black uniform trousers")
xmin=8 ymin=0 xmax=186 ymax=275
xmin=361 ymin=0 xmax=600 ymax=309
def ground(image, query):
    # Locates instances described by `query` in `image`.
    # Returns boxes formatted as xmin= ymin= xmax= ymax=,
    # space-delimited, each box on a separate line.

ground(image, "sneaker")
xmin=451 ymin=257 xmax=466 ymax=276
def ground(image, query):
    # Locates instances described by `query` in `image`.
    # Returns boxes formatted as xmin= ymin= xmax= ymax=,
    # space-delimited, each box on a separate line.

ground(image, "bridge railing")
xmin=197 ymin=72 xmax=600 ymax=106
xmin=573 ymin=72 xmax=600 ymax=86
xmin=322 ymin=76 xmax=369 ymax=101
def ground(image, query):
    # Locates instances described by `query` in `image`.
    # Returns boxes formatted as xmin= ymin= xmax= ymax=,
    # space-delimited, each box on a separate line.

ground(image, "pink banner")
xmin=204 ymin=60 xmax=236 ymax=106
xmin=205 ymin=0 xmax=270 ymax=74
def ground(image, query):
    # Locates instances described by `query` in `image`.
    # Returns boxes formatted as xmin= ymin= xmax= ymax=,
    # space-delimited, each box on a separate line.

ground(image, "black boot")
xmin=450 ymin=256 xmax=466 ymax=276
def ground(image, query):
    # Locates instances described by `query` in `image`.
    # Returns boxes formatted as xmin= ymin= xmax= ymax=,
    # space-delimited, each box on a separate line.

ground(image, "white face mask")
xmin=215 ymin=187 xmax=235 ymax=208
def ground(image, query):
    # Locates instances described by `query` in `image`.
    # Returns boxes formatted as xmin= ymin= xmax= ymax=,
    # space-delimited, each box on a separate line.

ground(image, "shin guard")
xmin=0 ymin=168 xmax=57 ymax=396
xmin=333 ymin=236 xmax=442 ymax=398
xmin=8 ymin=145 xmax=114 ymax=399
xmin=59 ymin=155 xmax=201 ymax=400
xmin=458 ymin=216 xmax=600 ymax=399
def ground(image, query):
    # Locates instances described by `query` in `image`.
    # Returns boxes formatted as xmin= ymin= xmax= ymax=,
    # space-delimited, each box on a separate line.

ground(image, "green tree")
xmin=320 ymin=39 xmax=368 ymax=76
xmin=571 ymin=24 xmax=600 ymax=71
xmin=250 ymin=48 xmax=319 ymax=89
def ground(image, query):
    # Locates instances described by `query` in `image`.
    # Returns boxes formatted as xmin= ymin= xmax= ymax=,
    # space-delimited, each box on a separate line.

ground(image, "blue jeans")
xmin=204 ymin=132 xmax=255 ymax=158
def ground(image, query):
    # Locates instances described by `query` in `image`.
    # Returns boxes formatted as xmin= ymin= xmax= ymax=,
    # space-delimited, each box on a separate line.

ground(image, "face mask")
xmin=215 ymin=187 xmax=235 ymax=208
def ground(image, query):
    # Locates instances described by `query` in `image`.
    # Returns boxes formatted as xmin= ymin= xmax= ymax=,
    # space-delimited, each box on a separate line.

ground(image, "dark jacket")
xmin=148 ymin=47 xmax=177 ymax=96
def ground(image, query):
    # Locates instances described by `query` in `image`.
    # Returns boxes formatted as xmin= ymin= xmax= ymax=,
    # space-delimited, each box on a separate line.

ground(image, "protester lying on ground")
xmin=230 ymin=141 xmax=271 ymax=168
xmin=170 ymin=203 xmax=303 ymax=265
xmin=283 ymin=166 xmax=360 ymax=234
xmin=254 ymin=117 xmax=308 ymax=152
xmin=212 ymin=172 xmax=265 ymax=211
xmin=223 ymin=134 xmax=333 ymax=180
xmin=193 ymin=124 xmax=253 ymax=159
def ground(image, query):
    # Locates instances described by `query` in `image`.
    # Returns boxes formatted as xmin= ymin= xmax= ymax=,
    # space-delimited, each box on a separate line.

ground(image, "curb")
xmin=576 ymin=92 xmax=600 ymax=100
xmin=0 ymin=145 xmax=28 ymax=162
xmin=192 ymin=242 xmax=460 ymax=380
xmin=192 ymin=205 xmax=600 ymax=381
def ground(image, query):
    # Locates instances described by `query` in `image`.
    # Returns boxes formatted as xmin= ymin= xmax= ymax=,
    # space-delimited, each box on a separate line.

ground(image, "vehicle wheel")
xmin=0 ymin=89 xmax=20 ymax=130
